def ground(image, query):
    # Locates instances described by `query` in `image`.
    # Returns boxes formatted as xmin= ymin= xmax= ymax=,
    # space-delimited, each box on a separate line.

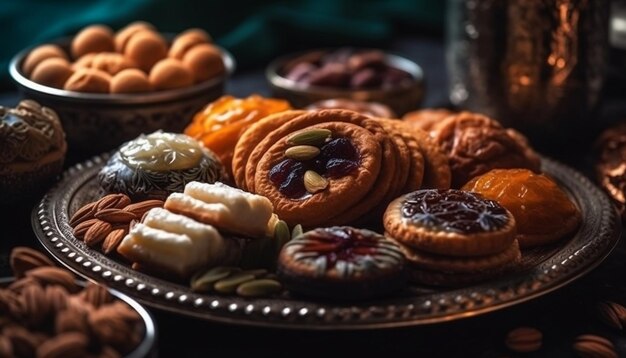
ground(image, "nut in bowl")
xmin=9 ymin=22 xmax=235 ymax=155
xmin=266 ymin=48 xmax=424 ymax=116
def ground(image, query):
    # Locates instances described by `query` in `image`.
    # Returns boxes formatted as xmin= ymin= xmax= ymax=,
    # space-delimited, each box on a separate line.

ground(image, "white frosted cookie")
xmin=165 ymin=181 xmax=274 ymax=238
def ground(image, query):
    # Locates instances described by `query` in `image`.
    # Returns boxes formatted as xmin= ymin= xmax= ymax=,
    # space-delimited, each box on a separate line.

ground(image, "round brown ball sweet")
xmin=111 ymin=69 xmax=151 ymax=93
xmin=124 ymin=31 xmax=167 ymax=72
xmin=72 ymin=53 xmax=97 ymax=70
xmin=91 ymin=52 xmax=136 ymax=75
xmin=149 ymin=58 xmax=193 ymax=90
xmin=30 ymin=57 xmax=74 ymax=88
xmin=168 ymin=28 xmax=211 ymax=59
xmin=64 ymin=68 xmax=111 ymax=93
xmin=22 ymin=44 xmax=68 ymax=77
xmin=71 ymin=25 xmax=115 ymax=59
xmin=182 ymin=44 xmax=224 ymax=83
xmin=114 ymin=21 xmax=155 ymax=53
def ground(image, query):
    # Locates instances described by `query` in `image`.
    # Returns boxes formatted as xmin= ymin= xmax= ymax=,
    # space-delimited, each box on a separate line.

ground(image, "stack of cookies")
xmin=384 ymin=189 xmax=522 ymax=286
xmin=232 ymin=109 xmax=451 ymax=228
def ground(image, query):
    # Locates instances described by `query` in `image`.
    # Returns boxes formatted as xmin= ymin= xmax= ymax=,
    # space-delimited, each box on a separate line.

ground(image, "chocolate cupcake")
xmin=98 ymin=131 xmax=225 ymax=200
xmin=278 ymin=226 xmax=405 ymax=300
xmin=0 ymin=100 xmax=67 ymax=204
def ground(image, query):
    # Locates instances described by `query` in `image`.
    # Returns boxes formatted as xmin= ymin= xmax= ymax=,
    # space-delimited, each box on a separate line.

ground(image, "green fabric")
xmin=0 ymin=0 xmax=443 ymax=90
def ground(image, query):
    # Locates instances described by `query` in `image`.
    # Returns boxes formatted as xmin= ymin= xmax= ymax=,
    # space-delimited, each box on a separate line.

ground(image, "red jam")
xmin=298 ymin=227 xmax=379 ymax=268
xmin=269 ymin=138 xmax=359 ymax=198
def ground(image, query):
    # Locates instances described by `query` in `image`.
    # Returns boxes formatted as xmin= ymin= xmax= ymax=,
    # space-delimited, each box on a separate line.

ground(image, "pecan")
xmin=96 ymin=194 xmax=131 ymax=211
xmin=102 ymin=228 xmax=127 ymax=255
xmin=25 ymin=267 xmax=78 ymax=293
xmin=505 ymin=326 xmax=542 ymax=353
xmin=45 ymin=285 xmax=68 ymax=312
xmin=95 ymin=208 xmax=137 ymax=223
xmin=72 ymin=218 xmax=101 ymax=239
xmin=0 ymin=289 xmax=22 ymax=318
xmin=80 ymin=282 xmax=113 ymax=308
xmin=573 ymin=334 xmax=617 ymax=358
xmin=84 ymin=221 xmax=113 ymax=247
xmin=4 ymin=326 xmax=38 ymax=358
xmin=88 ymin=307 xmax=131 ymax=351
xmin=597 ymin=301 xmax=626 ymax=330
xmin=68 ymin=202 xmax=97 ymax=227
xmin=36 ymin=332 xmax=88 ymax=358
xmin=55 ymin=306 xmax=89 ymax=335
xmin=123 ymin=199 xmax=164 ymax=217
xmin=98 ymin=345 xmax=122 ymax=358
xmin=0 ymin=335 xmax=12 ymax=358
xmin=7 ymin=277 xmax=37 ymax=295
xmin=10 ymin=247 xmax=54 ymax=278
xmin=21 ymin=283 xmax=49 ymax=327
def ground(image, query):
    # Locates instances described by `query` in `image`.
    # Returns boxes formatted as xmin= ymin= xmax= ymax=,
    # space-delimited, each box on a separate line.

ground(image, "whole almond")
xmin=573 ymin=334 xmax=617 ymax=358
xmin=25 ymin=267 xmax=78 ymax=292
xmin=505 ymin=326 xmax=542 ymax=353
xmin=68 ymin=202 xmax=97 ymax=227
xmin=72 ymin=218 xmax=101 ymax=239
xmin=95 ymin=208 xmax=137 ymax=223
xmin=37 ymin=332 xmax=88 ymax=358
xmin=10 ymin=247 xmax=54 ymax=278
xmin=122 ymin=199 xmax=164 ymax=217
xmin=102 ymin=229 xmax=127 ymax=255
xmin=96 ymin=194 xmax=131 ymax=211
xmin=84 ymin=221 xmax=113 ymax=247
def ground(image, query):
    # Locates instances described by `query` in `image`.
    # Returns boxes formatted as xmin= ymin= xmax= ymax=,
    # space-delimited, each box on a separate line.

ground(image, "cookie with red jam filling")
xmin=278 ymin=226 xmax=405 ymax=300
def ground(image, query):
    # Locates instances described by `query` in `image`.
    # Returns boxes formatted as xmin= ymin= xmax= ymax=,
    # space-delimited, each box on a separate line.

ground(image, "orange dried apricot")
xmin=462 ymin=168 xmax=581 ymax=248
xmin=184 ymin=95 xmax=291 ymax=177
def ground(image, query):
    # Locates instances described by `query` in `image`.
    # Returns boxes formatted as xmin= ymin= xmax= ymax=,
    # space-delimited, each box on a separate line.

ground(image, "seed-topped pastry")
xmin=278 ymin=226 xmax=405 ymax=300
xmin=384 ymin=189 xmax=520 ymax=286
xmin=98 ymin=131 xmax=225 ymax=200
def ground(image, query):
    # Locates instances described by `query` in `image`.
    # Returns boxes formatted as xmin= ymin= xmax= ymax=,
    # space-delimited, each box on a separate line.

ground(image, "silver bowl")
xmin=266 ymin=49 xmax=425 ymax=116
xmin=9 ymin=38 xmax=235 ymax=155
xmin=0 ymin=277 xmax=157 ymax=357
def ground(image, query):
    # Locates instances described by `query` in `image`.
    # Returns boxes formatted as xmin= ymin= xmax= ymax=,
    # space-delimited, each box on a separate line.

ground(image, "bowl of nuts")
xmin=266 ymin=48 xmax=424 ymax=116
xmin=1 ymin=247 xmax=156 ymax=358
xmin=9 ymin=22 xmax=235 ymax=155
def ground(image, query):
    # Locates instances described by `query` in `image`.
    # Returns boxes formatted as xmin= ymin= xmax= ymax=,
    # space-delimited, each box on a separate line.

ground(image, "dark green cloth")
xmin=0 ymin=0 xmax=443 ymax=90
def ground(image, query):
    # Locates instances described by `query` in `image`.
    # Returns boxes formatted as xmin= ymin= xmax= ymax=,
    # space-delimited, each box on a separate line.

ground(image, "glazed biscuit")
xmin=377 ymin=119 xmax=424 ymax=192
xmin=384 ymin=189 xmax=516 ymax=257
xmin=232 ymin=110 xmax=306 ymax=190
xmin=402 ymin=108 xmax=455 ymax=134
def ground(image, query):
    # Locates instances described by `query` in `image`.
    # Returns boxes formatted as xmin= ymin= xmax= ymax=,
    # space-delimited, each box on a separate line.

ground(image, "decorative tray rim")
xmin=31 ymin=153 xmax=622 ymax=330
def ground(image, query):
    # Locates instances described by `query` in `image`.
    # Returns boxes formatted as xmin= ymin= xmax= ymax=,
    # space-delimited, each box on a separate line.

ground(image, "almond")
xmin=36 ymin=332 xmax=88 ymax=358
xmin=94 ymin=208 xmax=137 ymax=223
xmin=102 ymin=229 xmax=127 ymax=255
xmin=122 ymin=199 xmax=164 ymax=216
xmin=72 ymin=218 xmax=101 ymax=239
xmin=10 ymin=247 xmax=54 ymax=278
xmin=68 ymin=202 xmax=97 ymax=227
xmin=95 ymin=194 xmax=131 ymax=211
xmin=25 ymin=267 xmax=78 ymax=293
xmin=84 ymin=221 xmax=113 ymax=247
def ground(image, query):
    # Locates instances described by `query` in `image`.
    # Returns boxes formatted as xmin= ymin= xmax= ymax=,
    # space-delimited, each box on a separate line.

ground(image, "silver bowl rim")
xmin=0 ymin=276 xmax=156 ymax=358
xmin=9 ymin=36 xmax=236 ymax=105
xmin=266 ymin=47 xmax=424 ymax=97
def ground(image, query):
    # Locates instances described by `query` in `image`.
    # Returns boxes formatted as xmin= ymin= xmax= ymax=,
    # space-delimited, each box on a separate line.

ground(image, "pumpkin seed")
xmin=291 ymin=224 xmax=303 ymax=240
xmin=240 ymin=269 xmax=268 ymax=278
xmin=214 ymin=273 xmax=256 ymax=294
xmin=304 ymin=170 xmax=328 ymax=194
xmin=236 ymin=279 xmax=282 ymax=297
xmin=285 ymin=145 xmax=320 ymax=160
xmin=190 ymin=266 xmax=239 ymax=292
xmin=286 ymin=129 xmax=332 ymax=146
xmin=274 ymin=220 xmax=291 ymax=250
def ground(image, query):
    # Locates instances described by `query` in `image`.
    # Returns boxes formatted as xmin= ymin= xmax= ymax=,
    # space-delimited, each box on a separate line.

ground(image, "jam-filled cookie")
xmin=98 ymin=131 xmax=225 ymax=200
xmin=278 ymin=226 xmax=405 ymax=300
xmin=384 ymin=189 xmax=516 ymax=257
xmin=431 ymin=112 xmax=541 ymax=188
xmin=463 ymin=169 xmax=581 ymax=247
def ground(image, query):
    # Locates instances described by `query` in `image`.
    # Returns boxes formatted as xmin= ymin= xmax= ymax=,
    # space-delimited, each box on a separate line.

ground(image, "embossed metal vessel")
xmin=446 ymin=0 xmax=609 ymax=144
xmin=9 ymin=38 xmax=235 ymax=155
xmin=32 ymin=154 xmax=620 ymax=329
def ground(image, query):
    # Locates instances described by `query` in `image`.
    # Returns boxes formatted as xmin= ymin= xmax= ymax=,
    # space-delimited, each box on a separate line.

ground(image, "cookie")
xmin=278 ymin=226 xmax=405 ymax=300
xmin=402 ymin=108 xmax=455 ymax=133
xmin=384 ymin=189 xmax=516 ymax=257
xmin=463 ymin=168 xmax=581 ymax=247
xmin=307 ymin=98 xmax=396 ymax=118
xmin=232 ymin=110 xmax=306 ymax=190
xmin=431 ymin=112 xmax=541 ymax=188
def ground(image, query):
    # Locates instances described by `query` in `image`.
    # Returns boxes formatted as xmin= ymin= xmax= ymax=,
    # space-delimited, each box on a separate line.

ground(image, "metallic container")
xmin=446 ymin=0 xmax=609 ymax=143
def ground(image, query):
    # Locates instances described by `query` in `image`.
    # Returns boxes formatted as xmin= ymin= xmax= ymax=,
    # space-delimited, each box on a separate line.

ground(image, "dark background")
xmin=2 ymin=1 xmax=626 ymax=357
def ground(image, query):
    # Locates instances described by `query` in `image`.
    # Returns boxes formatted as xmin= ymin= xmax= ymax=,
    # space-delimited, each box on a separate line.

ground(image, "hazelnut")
xmin=149 ymin=58 xmax=193 ymax=90
xmin=30 ymin=57 xmax=73 ymax=88
xmin=168 ymin=28 xmax=211 ymax=59
xmin=124 ymin=31 xmax=167 ymax=72
xmin=91 ymin=52 xmax=136 ymax=75
xmin=114 ymin=21 xmax=155 ymax=53
xmin=64 ymin=68 xmax=111 ymax=93
xmin=72 ymin=53 xmax=97 ymax=70
xmin=71 ymin=25 xmax=115 ymax=59
xmin=111 ymin=69 xmax=151 ymax=93
xmin=182 ymin=44 xmax=225 ymax=82
xmin=22 ymin=44 xmax=67 ymax=77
